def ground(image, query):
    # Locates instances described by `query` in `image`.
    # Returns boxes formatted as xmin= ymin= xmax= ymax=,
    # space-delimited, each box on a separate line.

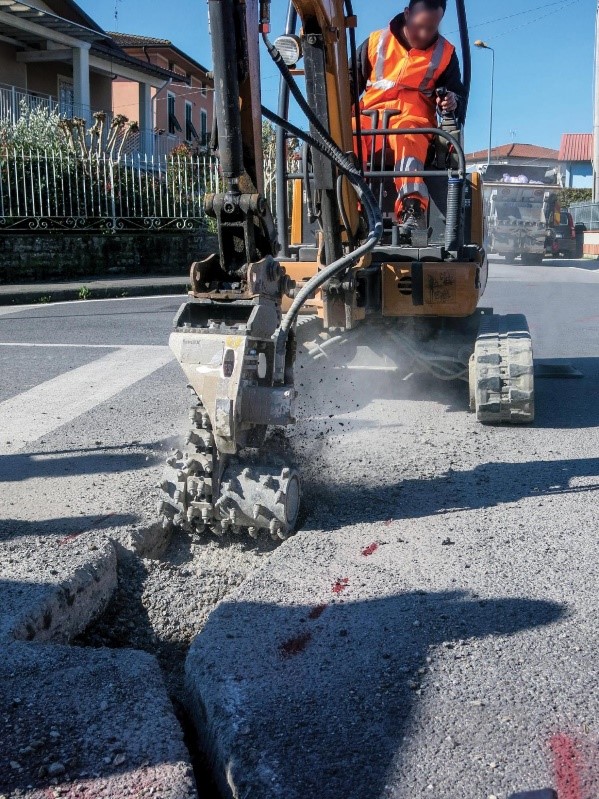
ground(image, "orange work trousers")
xmin=355 ymin=110 xmax=432 ymax=217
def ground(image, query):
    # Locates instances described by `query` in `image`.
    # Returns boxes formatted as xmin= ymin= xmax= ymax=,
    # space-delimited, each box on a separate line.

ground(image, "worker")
xmin=354 ymin=0 xmax=465 ymax=234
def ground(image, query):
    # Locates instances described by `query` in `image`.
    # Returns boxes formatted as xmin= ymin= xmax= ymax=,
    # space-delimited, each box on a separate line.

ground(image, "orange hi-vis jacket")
xmin=357 ymin=26 xmax=456 ymax=213
xmin=362 ymin=26 xmax=455 ymax=119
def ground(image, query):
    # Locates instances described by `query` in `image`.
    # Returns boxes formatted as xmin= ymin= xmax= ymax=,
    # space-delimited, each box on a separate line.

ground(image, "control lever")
xmin=435 ymin=87 xmax=457 ymax=126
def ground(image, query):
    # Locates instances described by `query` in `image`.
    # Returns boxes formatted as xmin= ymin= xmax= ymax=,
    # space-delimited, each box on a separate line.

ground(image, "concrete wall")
xmin=89 ymin=72 xmax=113 ymax=115
xmin=26 ymin=62 xmax=69 ymax=99
xmin=582 ymin=229 xmax=599 ymax=256
xmin=10 ymin=62 xmax=113 ymax=113
xmin=112 ymin=78 xmax=140 ymax=121
xmin=0 ymin=230 xmax=214 ymax=283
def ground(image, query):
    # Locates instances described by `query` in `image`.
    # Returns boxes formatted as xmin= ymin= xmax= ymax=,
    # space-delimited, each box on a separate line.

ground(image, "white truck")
xmin=482 ymin=164 xmax=560 ymax=265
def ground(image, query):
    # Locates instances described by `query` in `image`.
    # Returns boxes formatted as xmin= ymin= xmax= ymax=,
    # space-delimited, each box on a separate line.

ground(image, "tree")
xmin=559 ymin=187 xmax=592 ymax=208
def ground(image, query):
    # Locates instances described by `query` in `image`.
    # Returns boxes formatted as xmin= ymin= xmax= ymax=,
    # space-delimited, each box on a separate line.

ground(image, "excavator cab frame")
xmin=272 ymin=0 xmax=489 ymax=333
xmin=276 ymin=0 xmax=473 ymax=258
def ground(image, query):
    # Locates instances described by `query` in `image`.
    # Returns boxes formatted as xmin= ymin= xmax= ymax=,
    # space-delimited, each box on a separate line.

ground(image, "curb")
xmin=0 ymin=281 xmax=190 ymax=306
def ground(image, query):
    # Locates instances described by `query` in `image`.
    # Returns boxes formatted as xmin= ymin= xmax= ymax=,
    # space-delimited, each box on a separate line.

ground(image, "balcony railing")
xmin=1 ymin=84 xmax=212 ymax=160
xmin=0 ymin=84 xmax=56 ymax=120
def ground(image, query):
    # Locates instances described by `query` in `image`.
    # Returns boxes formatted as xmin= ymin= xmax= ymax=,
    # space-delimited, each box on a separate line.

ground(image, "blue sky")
xmin=81 ymin=0 xmax=596 ymax=154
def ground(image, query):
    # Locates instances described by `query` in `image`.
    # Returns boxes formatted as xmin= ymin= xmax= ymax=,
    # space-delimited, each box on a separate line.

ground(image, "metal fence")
xmin=568 ymin=202 xmax=599 ymax=230
xmin=0 ymin=149 xmax=221 ymax=233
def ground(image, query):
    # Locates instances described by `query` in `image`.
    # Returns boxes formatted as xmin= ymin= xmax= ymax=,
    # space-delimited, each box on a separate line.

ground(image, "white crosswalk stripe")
xmin=0 ymin=346 xmax=173 ymax=453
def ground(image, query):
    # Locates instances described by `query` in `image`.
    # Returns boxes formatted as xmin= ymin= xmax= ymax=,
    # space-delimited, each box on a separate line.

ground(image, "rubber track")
xmin=471 ymin=313 xmax=535 ymax=424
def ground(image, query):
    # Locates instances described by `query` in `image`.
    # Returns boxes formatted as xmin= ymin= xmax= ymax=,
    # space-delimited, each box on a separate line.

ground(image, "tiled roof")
xmin=559 ymin=133 xmax=593 ymax=163
xmin=108 ymin=31 xmax=211 ymax=77
xmin=466 ymin=143 xmax=559 ymax=162
xmin=109 ymin=32 xmax=172 ymax=48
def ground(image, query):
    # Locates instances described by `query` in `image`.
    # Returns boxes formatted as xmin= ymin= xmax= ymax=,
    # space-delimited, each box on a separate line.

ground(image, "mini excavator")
xmin=159 ymin=0 xmax=535 ymax=541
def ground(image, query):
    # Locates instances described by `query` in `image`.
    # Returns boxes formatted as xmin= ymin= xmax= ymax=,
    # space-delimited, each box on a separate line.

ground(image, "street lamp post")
xmin=475 ymin=40 xmax=495 ymax=167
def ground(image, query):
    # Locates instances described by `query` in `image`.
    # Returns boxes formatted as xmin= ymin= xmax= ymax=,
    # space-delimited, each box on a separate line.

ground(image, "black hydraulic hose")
xmin=261 ymin=106 xmax=382 ymax=338
xmin=262 ymin=32 xmax=347 ymax=164
xmin=337 ymin=174 xmax=357 ymax=250
xmin=455 ymin=0 xmax=471 ymax=122
xmin=260 ymin=36 xmax=382 ymax=241
xmin=261 ymin=105 xmax=381 ymax=256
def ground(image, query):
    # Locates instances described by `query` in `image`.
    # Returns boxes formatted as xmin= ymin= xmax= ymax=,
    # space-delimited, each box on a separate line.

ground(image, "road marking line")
xmin=0 ymin=346 xmax=173 ymax=453
xmin=568 ymin=266 xmax=599 ymax=272
xmin=0 ymin=342 xmax=169 ymax=350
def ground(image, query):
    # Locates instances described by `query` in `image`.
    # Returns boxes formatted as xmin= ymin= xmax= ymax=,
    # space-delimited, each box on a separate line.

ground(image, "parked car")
xmin=546 ymin=211 xmax=577 ymax=258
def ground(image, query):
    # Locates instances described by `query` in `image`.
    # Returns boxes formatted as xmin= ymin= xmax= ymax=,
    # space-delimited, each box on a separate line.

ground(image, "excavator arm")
xmin=160 ymin=0 xmax=370 ymax=541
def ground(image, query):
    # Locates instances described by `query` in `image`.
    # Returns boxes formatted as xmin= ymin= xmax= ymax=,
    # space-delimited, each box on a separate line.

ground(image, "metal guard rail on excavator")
xmin=352 ymin=127 xmax=466 ymax=178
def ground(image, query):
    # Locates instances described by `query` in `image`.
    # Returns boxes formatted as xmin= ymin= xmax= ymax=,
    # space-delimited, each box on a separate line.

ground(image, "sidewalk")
xmin=0 ymin=274 xmax=190 ymax=305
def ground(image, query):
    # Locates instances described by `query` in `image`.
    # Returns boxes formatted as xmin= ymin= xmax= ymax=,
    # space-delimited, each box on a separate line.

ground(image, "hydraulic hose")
xmin=261 ymin=106 xmax=382 ymax=341
xmin=262 ymin=32 xmax=344 ymax=162
xmin=260 ymin=33 xmax=382 ymax=379
xmin=345 ymin=0 xmax=364 ymax=173
xmin=260 ymin=35 xmax=382 ymax=248
xmin=455 ymin=0 xmax=471 ymax=123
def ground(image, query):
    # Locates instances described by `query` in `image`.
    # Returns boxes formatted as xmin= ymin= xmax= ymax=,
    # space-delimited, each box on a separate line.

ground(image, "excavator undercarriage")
xmin=159 ymin=0 xmax=535 ymax=540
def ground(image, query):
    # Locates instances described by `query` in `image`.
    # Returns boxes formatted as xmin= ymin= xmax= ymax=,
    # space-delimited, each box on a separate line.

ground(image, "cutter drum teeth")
xmin=217 ymin=463 xmax=302 ymax=539
xmin=159 ymin=397 xmax=302 ymax=541
xmin=470 ymin=313 xmax=535 ymax=424
xmin=159 ymin=397 xmax=218 ymax=536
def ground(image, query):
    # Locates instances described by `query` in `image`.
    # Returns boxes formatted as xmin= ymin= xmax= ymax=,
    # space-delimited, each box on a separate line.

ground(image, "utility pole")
xmin=474 ymin=41 xmax=495 ymax=166
xmin=594 ymin=0 xmax=599 ymax=200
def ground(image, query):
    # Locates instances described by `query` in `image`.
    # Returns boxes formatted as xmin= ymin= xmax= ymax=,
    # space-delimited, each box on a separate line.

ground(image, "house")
xmin=558 ymin=134 xmax=593 ymax=189
xmin=110 ymin=33 xmax=214 ymax=157
xmin=466 ymin=143 xmax=560 ymax=174
xmin=0 ymin=0 xmax=182 ymax=155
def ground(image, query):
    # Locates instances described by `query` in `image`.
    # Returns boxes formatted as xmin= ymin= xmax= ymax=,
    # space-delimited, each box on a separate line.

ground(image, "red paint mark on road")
xmin=332 ymin=578 xmax=350 ymax=594
xmin=308 ymin=604 xmax=328 ymax=620
xmin=550 ymin=733 xmax=583 ymax=799
xmin=362 ymin=543 xmax=379 ymax=557
xmin=280 ymin=632 xmax=312 ymax=658
xmin=384 ymin=519 xmax=394 ymax=527
xmin=58 ymin=513 xmax=116 ymax=545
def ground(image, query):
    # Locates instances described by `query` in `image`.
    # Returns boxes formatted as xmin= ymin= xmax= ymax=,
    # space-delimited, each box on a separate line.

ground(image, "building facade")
xmin=110 ymin=33 xmax=214 ymax=158
xmin=558 ymin=134 xmax=593 ymax=189
xmin=466 ymin=143 xmax=560 ymax=175
xmin=0 ymin=0 xmax=179 ymax=154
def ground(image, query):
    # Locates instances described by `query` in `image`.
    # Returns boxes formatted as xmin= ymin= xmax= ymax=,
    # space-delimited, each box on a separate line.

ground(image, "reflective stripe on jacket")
xmin=362 ymin=26 xmax=455 ymax=116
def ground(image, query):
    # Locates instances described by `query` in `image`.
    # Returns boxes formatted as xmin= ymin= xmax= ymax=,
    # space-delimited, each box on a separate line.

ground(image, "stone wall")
xmin=0 ymin=230 xmax=216 ymax=283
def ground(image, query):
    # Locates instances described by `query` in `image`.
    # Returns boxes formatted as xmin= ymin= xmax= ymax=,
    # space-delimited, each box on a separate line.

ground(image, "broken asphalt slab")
xmin=0 ymin=642 xmax=197 ymax=798
xmin=184 ymin=526 xmax=578 ymax=799
xmin=0 ymin=537 xmax=117 ymax=645
xmin=0 ymin=535 xmax=199 ymax=798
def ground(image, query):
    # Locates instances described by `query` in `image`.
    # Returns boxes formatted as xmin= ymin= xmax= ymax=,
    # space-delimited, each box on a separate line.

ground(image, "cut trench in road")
xmin=75 ymin=528 xmax=284 ymax=798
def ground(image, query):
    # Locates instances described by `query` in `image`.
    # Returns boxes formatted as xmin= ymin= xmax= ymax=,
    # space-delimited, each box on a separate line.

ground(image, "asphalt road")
xmin=1 ymin=257 xmax=598 ymax=798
